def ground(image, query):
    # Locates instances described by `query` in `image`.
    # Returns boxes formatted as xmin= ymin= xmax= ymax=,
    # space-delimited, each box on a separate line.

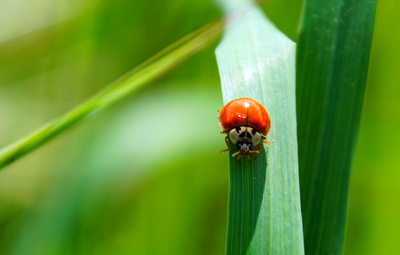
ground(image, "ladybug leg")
xmin=261 ymin=136 xmax=270 ymax=144
xmin=235 ymin=154 xmax=242 ymax=162
xmin=220 ymin=136 xmax=231 ymax=153
xmin=250 ymin=144 xmax=261 ymax=154
xmin=247 ymin=155 xmax=252 ymax=163
xmin=232 ymin=151 xmax=243 ymax=162
xmin=232 ymin=151 xmax=241 ymax=158
xmin=248 ymin=149 xmax=260 ymax=162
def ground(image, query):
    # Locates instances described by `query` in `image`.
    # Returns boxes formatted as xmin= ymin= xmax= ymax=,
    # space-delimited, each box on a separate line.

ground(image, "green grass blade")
xmin=296 ymin=0 xmax=376 ymax=254
xmin=0 ymin=18 xmax=223 ymax=170
xmin=215 ymin=0 xmax=304 ymax=254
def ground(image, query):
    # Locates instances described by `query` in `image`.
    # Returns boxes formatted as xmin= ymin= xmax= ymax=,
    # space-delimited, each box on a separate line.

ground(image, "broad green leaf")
xmin=296 ymin=0 xmax=376 ymax=254
xmin=215 ymin=0 xmax=304 ymax=254
xmin=0 ymin=17 xmax=223 ymax=170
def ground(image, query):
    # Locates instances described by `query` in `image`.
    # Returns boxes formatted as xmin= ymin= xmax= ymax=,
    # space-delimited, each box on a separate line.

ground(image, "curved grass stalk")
xmin=0 ymin=17 xmax=223 ymax=169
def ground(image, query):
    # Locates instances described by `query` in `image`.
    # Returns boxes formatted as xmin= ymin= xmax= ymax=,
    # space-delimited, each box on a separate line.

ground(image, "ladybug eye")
xmin=248 ymin=144 xmax=253 ymax=150
xmin=236 ymin=144 xmax=242 ymax=150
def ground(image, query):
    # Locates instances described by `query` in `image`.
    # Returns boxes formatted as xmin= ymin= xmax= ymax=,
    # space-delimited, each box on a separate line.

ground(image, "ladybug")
xmin=218 ymin=97 xmax=271 ymax=162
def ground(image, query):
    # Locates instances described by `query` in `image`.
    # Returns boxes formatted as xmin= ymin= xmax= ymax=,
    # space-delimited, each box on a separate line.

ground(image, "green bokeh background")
xmin=0 ymin=0 xmax=398 ymax=254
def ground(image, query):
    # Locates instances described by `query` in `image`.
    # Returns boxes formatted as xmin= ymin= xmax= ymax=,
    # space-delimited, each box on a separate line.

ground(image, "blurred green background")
xmin=0 ymin=0 xmax=398 ymax=254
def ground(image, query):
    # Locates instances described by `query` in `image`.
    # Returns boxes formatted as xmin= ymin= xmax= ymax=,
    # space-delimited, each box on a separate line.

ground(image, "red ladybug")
xmin=218 ymin=97 xmax=271 ymax=162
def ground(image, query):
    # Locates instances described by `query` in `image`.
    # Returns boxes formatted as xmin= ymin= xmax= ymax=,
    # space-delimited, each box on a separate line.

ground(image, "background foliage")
xmin=0 ymin=0 xmax=398 ymax=254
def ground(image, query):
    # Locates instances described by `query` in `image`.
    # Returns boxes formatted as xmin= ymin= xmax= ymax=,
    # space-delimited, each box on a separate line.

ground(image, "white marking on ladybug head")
xmin=228 ymin=127 xmax=240 ymax=144
xmin=251 ymin=130 xmax=261 ymax=146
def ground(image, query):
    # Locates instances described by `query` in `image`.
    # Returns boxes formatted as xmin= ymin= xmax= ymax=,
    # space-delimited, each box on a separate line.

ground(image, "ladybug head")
xmin=236 ymin=143 xmax=253 ymax=155
xmin=228 ymin=126 xmax=261 ymax=149
xmin=228 ymin=126 xmax=262 ymax=160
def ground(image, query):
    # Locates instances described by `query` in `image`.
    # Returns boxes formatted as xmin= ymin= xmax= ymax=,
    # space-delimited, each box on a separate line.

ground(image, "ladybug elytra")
xmin=218 ymin=97 xmax=271 ymax=162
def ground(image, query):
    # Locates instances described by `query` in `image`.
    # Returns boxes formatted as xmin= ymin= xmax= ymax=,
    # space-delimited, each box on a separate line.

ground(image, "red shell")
xmin=218 ymin=97 xmax=271 ymax=136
